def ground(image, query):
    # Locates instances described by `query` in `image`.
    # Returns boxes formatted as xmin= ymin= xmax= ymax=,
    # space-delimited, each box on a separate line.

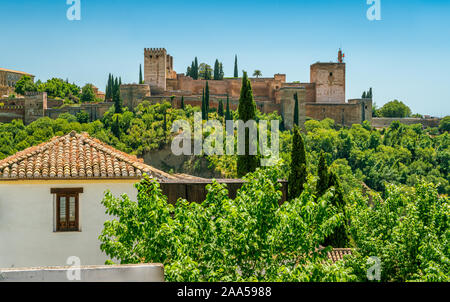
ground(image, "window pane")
xmin=59 ymin=197 xmax=66 ymax=222
xmin=69 ymin=196 xmax=76 ymax=223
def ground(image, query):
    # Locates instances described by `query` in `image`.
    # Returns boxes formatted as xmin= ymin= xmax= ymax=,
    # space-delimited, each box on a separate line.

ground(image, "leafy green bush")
xmin=346 ymin=182 xmax=449 ymax=282
xmin=99 ymin=166 xmax=353 ymax=282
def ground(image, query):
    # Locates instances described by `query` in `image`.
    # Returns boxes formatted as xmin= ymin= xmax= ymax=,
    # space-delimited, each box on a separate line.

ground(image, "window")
xmin=51 ymin=188 xmax=83 ymax=232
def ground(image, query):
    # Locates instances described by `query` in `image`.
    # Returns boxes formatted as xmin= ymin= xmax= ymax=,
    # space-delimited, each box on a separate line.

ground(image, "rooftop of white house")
xmin=0 ymin=131 xmax=176 ymax=181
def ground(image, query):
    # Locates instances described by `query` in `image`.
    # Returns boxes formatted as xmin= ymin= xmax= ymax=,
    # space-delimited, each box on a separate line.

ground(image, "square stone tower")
xmin=144 ymin=48 xmax=175 ymax=93
xmin=310 ymin=52 xmax=346 ymax=104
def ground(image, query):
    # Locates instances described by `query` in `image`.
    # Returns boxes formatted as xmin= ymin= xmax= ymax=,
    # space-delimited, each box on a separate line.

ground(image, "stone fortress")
xmin=121 ymin=48 xmax=372 ymax=129
xmin=0 ymin=49 xmax=441 ymax=128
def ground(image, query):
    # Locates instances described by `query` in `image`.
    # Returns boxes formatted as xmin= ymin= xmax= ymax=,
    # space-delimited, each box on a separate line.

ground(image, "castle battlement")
xmin=144 ymin=48 xmax=167 ymax=56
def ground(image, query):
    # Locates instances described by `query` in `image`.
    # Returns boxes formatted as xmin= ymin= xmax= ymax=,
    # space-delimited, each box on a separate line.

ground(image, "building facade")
xmin=0 ymin=131 xmax=178 ymax=268
xmin=0 ymin=68 xmax=35 ymax=97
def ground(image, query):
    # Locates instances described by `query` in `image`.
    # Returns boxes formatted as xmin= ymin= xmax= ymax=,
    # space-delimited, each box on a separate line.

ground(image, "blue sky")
xmin=1 ymin=0 xmax=449 ymax=116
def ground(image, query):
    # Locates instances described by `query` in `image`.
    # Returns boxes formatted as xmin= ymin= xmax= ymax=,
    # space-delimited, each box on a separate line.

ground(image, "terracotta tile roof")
xmin=327 ymin=248 xmax=353 ymax=262
xmin=0 ymin=131 xmax=177 ymax=181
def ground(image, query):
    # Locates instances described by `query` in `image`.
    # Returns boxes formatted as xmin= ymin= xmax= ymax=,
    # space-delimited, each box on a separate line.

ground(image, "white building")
xmin=0 ymin=131 xmax=176 ymax=268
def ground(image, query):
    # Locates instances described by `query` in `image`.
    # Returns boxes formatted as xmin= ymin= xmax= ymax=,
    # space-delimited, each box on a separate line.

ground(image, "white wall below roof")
xmin=0 ymin=181 xmax=138 ymax=268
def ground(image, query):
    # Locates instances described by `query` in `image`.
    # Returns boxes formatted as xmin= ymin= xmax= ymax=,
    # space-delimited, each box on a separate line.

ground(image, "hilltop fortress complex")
xmin=120 ymin=48 xmax=372 ymax=129
xmin=0 ymin=49 xmax=440 ymax=128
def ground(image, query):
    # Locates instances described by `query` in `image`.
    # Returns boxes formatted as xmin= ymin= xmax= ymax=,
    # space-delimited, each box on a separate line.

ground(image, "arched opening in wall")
xmin=329 ymin=72 xmax=333 ymax=77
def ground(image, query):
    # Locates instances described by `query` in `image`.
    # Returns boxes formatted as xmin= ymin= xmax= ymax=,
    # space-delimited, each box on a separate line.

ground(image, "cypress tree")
xmin=317 ymin=152 xmax=329 ymax=196
xmin=280 ymin=114 xmax=285 ymax=131
xmin=225 ymin=95 xmax=231 ymax=120
xmin=180 ymin=96 xmax=185 ymax=110
xmin=294 ymin=92 xmax=299 ymax=127
xmin=368 ymin=87 xmax=373 ymax=99
xmin=234 ymin=55 xmax=239 ymax=78
xmin=219 ymin=63 xmax=224 ymax=80
xmin=237 ymin=71 xmax=259 ymax=177
xmin=362 ymin=91 xmax=367 ymax=99
xmin=218 ymin=99 xmax=224 ymax=116
xmin=205 ymin=81 xmax=210 ymax=113
xmin=201 ymin=89 xmax=206 ymax=120
xmin=288 ymin=126 xmax=307 ymax=199
xmin=113 ymin=77 xmax=123 ymax=114
xmin=323 ymin=171 xmax=350 ymax=248
xmin=214 ymin=59 xmax=220 ymax=80
xmin=194 ymin=57 xmax=199 ymax=80
xmin=139 ymin=64 xmax=143 ymax=84
xmin=105 ymin=74 xmax=111 ymax=101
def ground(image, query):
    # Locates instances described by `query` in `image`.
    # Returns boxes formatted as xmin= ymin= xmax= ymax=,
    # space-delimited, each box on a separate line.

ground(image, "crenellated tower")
xmin=144 ymin=48 xmax=175 ymax=93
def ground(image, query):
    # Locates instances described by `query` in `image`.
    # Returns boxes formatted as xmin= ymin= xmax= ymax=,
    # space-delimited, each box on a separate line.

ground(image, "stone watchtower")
xmin=310 ymin=49 xmax=346 ymax=104
xmin=144 ymin=48 xmax=175 ymax=94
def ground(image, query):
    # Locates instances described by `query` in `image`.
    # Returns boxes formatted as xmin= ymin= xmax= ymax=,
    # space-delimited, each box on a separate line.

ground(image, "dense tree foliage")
xmin=14 ymin=75 xmax=37 ymax=95
xmin=378 ymin=100 xmax=412 ymax=118
xmin=440 ymin=116 xmax=450 ymax=133
xmin=0 ymin=101 xmax=196 ymax=160
xmin=99 ymin=166 xmax=355 ymax=282
xmin=345 ymin=182 xmax=449 ymax=281
xmin=80 ymin=84 xmax=97 ymax=103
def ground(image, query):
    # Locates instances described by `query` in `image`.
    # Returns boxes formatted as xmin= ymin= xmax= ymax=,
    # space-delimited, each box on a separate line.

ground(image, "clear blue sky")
xmin=1 ymin=0 xmax=449 ymax=116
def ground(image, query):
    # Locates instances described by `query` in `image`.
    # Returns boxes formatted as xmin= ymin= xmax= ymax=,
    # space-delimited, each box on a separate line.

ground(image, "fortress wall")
xmin=170 ymin=75 xmax=286 ymax=101
xmin=0 ymin=106 xmax=25 ymax=123
xmin=305 ymin=101 xmax=366 ymax=127
xmin=371 ymin=117 xmax=441 ymax=128
xmin=120 ymin=84 xmax=151 ymax=109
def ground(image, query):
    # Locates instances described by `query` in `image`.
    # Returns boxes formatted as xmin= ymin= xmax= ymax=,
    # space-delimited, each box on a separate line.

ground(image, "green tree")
xmin=293 ymin=92 xmax=299 ymax=127
xmin=234 ymin=55 xmax=238 ymax=78
xmin=139 ymin=64 xmax=143 ymax=84
xmin=317 ymin=152 xmax=329 ymax=196
xmin=180 ymin=96 xmax=185 ymax=110
xmin=199 ymin=63 xmax=213 ymax=80
xmin=253 ymin=70 xmax=262 ymax=78
xmin=288 ymin=126 xmax=307 ymax=199
xmin=237 ymin=72 xmax=259 ymax=177
xmin=347 ymin=182 xmax=449 ymax=281
xmin=201 ymin=89 xmax=206 ymax=120
xmin=80 ymin=84 xmax=96 ymax=103
xmin=439 ymin=116 xmax=450 ymax=133
xmin=194 ymin=57 xmax=199 ymax=80
xmin=205 ymin=81 xmax=210 ymax=113
xmin=218 ymin=99 xmax=224 ymax=117
xmin=225 ymin=95 xmax=231 ymax=120
xmin=75 ymin=111 xmax=90 ymax=124
xmin=113 ymin=78 xmax=123 ymax=114
xmin=14 ymin=75 xmax=37 ymax=95
xmin=214 ymin=59 xmax=220 ymax=80
xmin=379 ymin=100 xmax=412 ymax=118
xmin=219 ymin=63 xmax=224 ymax=80
xmin=99 ymin=166 xmax=352 ymax=282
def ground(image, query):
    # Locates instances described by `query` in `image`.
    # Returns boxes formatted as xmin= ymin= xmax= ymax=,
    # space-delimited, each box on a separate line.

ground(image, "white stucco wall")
xmin=0 ymin=180 xmax=139 ymax=268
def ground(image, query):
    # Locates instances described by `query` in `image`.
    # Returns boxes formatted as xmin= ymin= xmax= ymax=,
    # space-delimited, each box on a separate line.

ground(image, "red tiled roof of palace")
xmin=0 ymin=131 xmax=176 ymax=180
